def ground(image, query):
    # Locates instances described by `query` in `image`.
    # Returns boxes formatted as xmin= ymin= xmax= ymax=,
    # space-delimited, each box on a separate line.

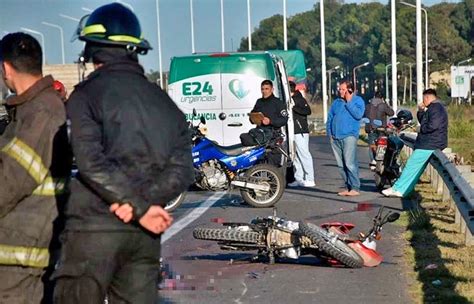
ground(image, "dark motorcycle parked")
xmin=367 ymin=110 xmax=414 ymax=190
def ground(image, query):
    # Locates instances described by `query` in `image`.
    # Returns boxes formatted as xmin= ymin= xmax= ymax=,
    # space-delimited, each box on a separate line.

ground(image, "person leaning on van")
xmin=240 ymin=79 xmax=288 ymax=165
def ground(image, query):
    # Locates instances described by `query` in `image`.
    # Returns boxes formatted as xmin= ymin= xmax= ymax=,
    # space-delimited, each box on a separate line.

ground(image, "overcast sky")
xmin=0 ymin=0 xmax=458 ymax=72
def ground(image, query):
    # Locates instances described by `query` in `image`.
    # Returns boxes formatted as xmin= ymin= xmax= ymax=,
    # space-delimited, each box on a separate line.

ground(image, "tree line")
xmin=238 ymin=0 xmax=473 ymax=101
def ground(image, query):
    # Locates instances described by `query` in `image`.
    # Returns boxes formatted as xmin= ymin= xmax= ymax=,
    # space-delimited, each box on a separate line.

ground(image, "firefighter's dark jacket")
xmin=292 ymin=90 xmax=311 ymax=134
xmin=0 ymin=76 xmax=70 ymax=270
xmin=251 ymin=94 xmax=288 ymax=129
xmin=65 ymin=60 xmax=194 ymax=232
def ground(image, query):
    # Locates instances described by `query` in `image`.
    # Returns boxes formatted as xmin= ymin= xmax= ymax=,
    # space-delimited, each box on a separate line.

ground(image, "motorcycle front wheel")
xmin=300 ymin=222 xmax=363 ymax=268
xmin=164 ymin=192 xmax=186 ymax=212
xmin=374 ymin=172 xmax=387 ymax=190
xmin=240 ymin=163 xmax=285 ymax=208
xmin=193 ymin=228 xmax=261 ymax=244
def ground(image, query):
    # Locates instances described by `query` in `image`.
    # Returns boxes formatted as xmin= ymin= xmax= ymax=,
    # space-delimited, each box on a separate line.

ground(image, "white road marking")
xmin=161 ymin=192 xmax=226 ymax=244
xmin=234 ymin=280 xmax=248 ymax=304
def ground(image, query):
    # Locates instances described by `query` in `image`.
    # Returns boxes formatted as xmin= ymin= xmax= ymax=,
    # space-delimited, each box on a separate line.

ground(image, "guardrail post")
xmin=434 ymin=167 xmax=442 ymax=195
xmin=428 ymin=164 xmax=434 ymax=186
xmin=454 ymin=198 xmax=462 ymax=225
xmin=442 ymin=182 xmax=450 ymax=202
xmin=427 ymin=163 xmax=433 ymax=186
xmin=465 ymin=226 xmax=474 ymax=246
xmin=437 ymin=173 xmax=443 ymax=195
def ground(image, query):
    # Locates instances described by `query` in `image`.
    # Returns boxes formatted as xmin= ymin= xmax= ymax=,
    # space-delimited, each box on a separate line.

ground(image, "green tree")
xmin=239 ymin=1 xmax=473 ymax=99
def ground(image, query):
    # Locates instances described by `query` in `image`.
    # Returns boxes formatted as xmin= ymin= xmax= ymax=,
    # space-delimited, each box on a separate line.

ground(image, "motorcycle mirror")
xmin=373 ymin=119 xmax=383 ymax=127
xmin=200 ymin=115 xmax=206 ymax=124
xmin=192 ymin=108 xmax=197 ymax=117
xmin=387 ymin=212 xmax=400 ymax=223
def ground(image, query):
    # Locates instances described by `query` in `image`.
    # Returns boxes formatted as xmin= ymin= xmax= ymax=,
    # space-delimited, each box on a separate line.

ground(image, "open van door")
xmin=275 ymin=57 xmax=295 ymax=164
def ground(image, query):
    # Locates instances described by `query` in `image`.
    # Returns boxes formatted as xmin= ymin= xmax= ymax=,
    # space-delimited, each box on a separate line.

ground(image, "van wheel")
xmin=240 ymin=164 xmax=284 ymax=208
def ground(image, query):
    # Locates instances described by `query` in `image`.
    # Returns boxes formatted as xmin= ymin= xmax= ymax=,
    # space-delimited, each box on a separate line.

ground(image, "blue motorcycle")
xmin=165 ymin=115 xmax=286 ymax=211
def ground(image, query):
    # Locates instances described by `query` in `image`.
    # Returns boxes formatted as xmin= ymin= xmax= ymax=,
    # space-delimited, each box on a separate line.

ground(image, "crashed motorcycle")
xmin=366 ymin=110 xmax=415 ymax=190
xmin=165 ymin=115 xmax=287 ymax=212
xmin=193 ymin=207 xmax=400 ymax=268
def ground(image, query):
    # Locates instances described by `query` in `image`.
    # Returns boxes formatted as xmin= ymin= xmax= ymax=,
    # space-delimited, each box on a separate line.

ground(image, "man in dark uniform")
xmin=287 ymin=81 xmax=315 ymax=187
xmin=52 ymin=3 xmax=193 ymax=303
xmin=363 ymin=91 xmax=394 ymax=168
xmin=240 ymin=79 xmax=288 ymax=165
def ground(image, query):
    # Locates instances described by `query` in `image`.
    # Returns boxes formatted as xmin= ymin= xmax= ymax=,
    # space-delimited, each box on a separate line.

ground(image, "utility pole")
xmin=391 ymin=0 xmax=398 ymax=113
xmin=320 ymin=0 xmax=328 ymax=123
xmin=416 ymin=0 xmax=423 ymax=104
xmin=283 ymin=0 xmax=287 ymax=51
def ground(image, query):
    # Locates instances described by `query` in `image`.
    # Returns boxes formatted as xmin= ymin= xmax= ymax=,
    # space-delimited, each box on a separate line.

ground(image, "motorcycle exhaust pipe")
xmin=231 ymin=180 xmax=270 ymax=192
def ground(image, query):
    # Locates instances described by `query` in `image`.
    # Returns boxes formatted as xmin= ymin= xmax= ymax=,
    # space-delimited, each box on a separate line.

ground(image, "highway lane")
xmin=158 ymin=135 xmax=412 ymax=304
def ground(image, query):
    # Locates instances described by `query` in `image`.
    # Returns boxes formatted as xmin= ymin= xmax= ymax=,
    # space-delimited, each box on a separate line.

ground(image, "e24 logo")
xmin=182 ymin=81 xmax=214 ymax=96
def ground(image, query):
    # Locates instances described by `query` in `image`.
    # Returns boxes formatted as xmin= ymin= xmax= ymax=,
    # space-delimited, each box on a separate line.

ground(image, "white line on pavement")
xmin=161 ymin=192 xmax=226 ymax=244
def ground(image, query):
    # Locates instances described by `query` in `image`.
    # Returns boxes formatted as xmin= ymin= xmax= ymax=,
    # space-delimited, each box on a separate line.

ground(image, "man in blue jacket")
xmin=382 ymin=89 xmax=448 ymax=197
xmin=327 ymin=80 xmax=365 ymax=196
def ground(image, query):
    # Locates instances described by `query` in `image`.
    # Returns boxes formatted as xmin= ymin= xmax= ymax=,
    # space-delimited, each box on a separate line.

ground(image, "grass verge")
xmin=398 ymin=182 xmax=474 ymax=303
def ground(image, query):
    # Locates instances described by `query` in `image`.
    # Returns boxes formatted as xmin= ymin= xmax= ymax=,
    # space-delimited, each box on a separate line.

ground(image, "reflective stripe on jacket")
xmin=0 ymin=76 xmax=71 ymax=269
xmin=0 ymin=244 xmax=49 ymax=268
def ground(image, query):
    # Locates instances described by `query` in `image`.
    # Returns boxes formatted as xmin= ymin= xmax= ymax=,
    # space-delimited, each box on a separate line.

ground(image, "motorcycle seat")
xmin=213 ymin=143 xmax=259 ymax=156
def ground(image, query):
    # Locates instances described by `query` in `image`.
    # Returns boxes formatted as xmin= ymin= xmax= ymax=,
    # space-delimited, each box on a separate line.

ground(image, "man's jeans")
xmin=330 ymin=136 xmax=360 ymax=191
xmin=367 ymin=132 xmax=378 ymax=162
xmin=294 ymin=133 xmax=315 ymax=183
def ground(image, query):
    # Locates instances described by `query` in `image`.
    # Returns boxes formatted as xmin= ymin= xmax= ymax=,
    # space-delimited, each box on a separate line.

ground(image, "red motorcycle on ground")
xmin=193 ymin=207 xmax=400 ymax=268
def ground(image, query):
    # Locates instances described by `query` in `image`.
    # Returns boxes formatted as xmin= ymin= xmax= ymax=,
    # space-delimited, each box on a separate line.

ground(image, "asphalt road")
xmin=158 ymin=135 xmax=412 ymax=304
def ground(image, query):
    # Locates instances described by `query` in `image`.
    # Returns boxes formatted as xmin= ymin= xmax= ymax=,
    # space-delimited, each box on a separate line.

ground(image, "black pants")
xmin=52 ymin=231 xmax=161 ymax=304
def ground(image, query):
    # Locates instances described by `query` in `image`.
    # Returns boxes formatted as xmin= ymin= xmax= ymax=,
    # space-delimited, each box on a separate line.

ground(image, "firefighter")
xmin=52 ymin=3 xmax=193 ymax=303
xmin=0 ymin=32 xmax=71 ymax=303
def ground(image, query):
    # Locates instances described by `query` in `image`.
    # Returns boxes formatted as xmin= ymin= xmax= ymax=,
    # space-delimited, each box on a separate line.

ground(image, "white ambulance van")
xmin=168 ymin=52 xmax=295 ymax=161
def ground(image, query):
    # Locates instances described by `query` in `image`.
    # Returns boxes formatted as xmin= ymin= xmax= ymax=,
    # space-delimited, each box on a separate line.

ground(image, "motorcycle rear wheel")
xmin=193 ymin=228 xmax=261 ymax=244
xmin=164 ymin=192 xmax=186 ymax=212
xmin=300 ymin=222 xmax=363 ymax=268
xmin=240 ymin=164 xmax=285 ymax=208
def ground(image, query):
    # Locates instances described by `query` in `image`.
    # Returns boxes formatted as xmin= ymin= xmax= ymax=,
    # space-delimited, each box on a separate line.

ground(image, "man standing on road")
xmin=0 ymin=32 xmax=70 ymax=303
xmin=287 ymin=81 xmax=315 ymax=187
xmin=383 ymin=89 xmax=448 ymax=198
xmin=364 ymin=91 xmax=394 ymax=168
xmin=327 ymin=80 xmax=365 ymax=196
xmin=240 ymin=79 xmax=288 ymax=165
xmin=52 ymin=3 xmax=193 ymax=303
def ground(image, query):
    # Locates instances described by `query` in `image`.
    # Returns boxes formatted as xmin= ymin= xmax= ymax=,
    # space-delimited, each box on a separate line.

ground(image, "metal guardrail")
xmin=400 ymin=133 xmax=474 ymax=245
